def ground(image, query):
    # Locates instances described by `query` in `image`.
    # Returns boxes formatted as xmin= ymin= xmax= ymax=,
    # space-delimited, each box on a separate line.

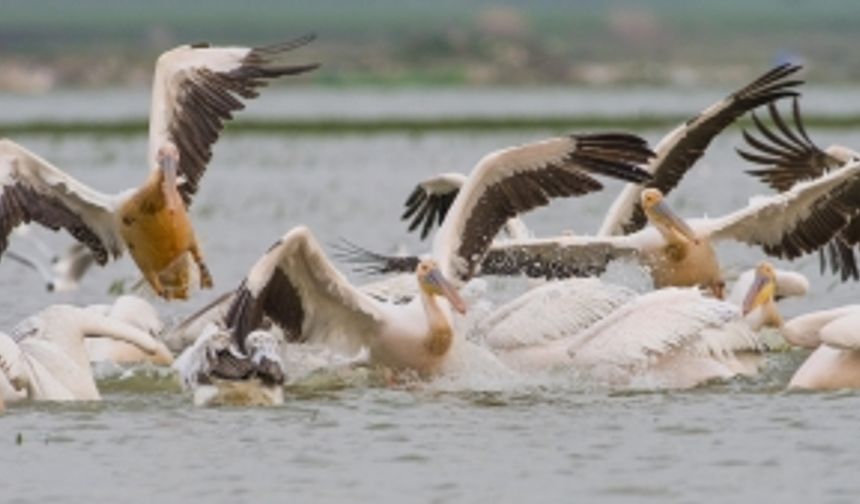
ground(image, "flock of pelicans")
xmin=3 ymin=35 xmax=860 ymax=411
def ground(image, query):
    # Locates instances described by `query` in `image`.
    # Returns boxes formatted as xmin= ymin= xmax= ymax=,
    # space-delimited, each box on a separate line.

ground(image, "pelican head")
xmin=109 ymin=295 xmax=163 ymax=336
xmin=640 ymin=188 xmax=698 ymax=244
xmin=416 ymin=259 xmax=467 ymax=314
xmin=742 ymin=261 xmax=777 ymax=316
xmin=156 ymin=142 xmax=182 ymax=213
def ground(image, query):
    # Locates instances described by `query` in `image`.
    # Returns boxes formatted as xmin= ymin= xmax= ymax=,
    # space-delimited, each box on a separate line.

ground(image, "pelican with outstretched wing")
xmin=346 ymin=159 xmax=860 ymax=297
xmin=173 ymin=132 xmax=654 ymax=399
xmin=392 ymin=63 xmax=802 ymax=242
xmin=0 ymin=36 xmax=319 ymax=299
xmin=737 ymin=98 xmax=860 ymax=280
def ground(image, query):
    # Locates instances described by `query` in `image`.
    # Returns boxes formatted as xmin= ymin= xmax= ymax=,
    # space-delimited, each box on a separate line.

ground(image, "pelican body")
xmin=116 ymin=145 xmax=209 ymax=298
xmin=0 ymin=304 xmax=162 ymax=402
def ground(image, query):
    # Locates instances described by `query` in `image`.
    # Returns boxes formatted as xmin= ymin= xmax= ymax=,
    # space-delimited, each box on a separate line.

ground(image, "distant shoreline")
xmin=4 ymin=115 xmax=860 ymax=136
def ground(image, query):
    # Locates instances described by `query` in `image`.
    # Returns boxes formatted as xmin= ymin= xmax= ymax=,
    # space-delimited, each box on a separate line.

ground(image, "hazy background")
xmin=1 ymin=0 xmax=858 ymax=92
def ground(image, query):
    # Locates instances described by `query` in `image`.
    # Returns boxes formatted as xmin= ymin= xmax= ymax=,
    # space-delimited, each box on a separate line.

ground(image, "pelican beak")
xmin=742 ymin=270 xmax=776 ymax=316
xmin=160 ymin=153 xmax=182 ymax=214
xmin=426 ymin=267 xmax=467 ymax=315
xmin=652 ymin=200 xmax=699 ymax=244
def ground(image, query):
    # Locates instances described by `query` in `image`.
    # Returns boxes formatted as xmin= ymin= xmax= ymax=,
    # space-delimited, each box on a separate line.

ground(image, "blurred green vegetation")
xmin=1 ymin=0 xmax=859 ymax=87
xmin=5 ymin=114 xmax=860 ymax=137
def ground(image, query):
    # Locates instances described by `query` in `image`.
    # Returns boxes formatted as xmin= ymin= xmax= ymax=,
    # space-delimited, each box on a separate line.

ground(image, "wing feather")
xmin=434 ymin=133 xmax=653 ymax=282
xmin=697 ymin=160 xmax=860 ymax=259
xmin=224 ymin=226 xmax=385 ymax=354
xmin=149 ymin=35 xmax=319 ymax=205
xmin=0 ymin=140 xmax=121 ymax=264
xmin=600 ymin=63 xmax=803 ymax=236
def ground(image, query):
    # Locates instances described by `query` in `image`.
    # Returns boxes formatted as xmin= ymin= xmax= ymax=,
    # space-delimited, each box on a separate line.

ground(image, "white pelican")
xmin=737 ymin=98 xmax=860 ymax=280
xmin=728 ymin=262 xmax=808 ymax=330
xmin=740 ymin=263 xmax=860 ymax=390
xmin=783 ymin=306 xmax=860 ymax=390
xmin=0 ymin=304 xmax=163 ymax=402
xmin=476 ymin=279 xmax=761 ymax=389
xmin=0 ymin=36 xmax=318 ymax=299
xmin=83 ymin=295 xmax=174 ymax=366
xmin=391 ymin=64 xmax=801 ymax=242
xmin=178 ymin=132 xmax=653 ymax=385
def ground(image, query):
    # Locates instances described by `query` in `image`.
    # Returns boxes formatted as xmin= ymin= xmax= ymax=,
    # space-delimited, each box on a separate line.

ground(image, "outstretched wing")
xmin=223 ymin=226 xmax=386 ymax=353
xmin=434 ymin=133 xmax=654 ymax=282
xmin=738 ymin=98 xmax=851 ymax=191
xmin=600 ymin=63 xmax=803 ymax=236
xmin=0 ymin=140 xmax=122 ymax=265
xmin=401 ymin=172 xmax=467 ymax=240
xmin=737 ymin=98 xmax=860 ymax=280
xmin=148 ymin=35 xmax=320 ymax=205
xmin=696 ymin=160 xmax=860 ymax=260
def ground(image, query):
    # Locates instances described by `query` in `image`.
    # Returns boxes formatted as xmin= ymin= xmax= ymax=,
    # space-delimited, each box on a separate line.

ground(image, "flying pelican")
xmin=0 ymin=36 xmax=319 ymax=299
xmin=83 ymin=295 xmax=174 ymax=366
xmin=475 ymin=279 xmax=761 ymax=389
xmin=174 ymin=132 xmax=653 ymax=389
xmin=737 ymin=98 xmax=860 ymax=280
xmin=390 ymin=63 xmax=801 ymax=242
xmin=0 ymin=304 xmax=163 ymax=402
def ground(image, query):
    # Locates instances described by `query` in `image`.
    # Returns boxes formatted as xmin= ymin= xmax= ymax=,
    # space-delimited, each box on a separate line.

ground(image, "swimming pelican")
xmin=476 ymin=279 xmax=761 ymax=388
xmin=178 ymin=133 xmax=653 ymax=385
xmin=0 ymin=36 xmax=318 ymax=299
xmin=741 ymin=264 xmax=860 ymax=390
xmin=0 ymin=304 xmax=163 ymax=402
xmin=737 ymin=98 xmax=860 ymax=280
xmin=783 ymin=306 xmax=860 ymax=390
xmin=728 ymin=262 xmax=808 ymax=330
xmin=391 ymin=63 xmax=801 ymax=242
xmin=83 ymin=295 xmax=174 ymax=366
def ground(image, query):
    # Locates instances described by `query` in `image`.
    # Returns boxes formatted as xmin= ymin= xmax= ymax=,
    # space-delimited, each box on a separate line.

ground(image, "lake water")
xmin=2 ymin=89 xmax=860 ymax=503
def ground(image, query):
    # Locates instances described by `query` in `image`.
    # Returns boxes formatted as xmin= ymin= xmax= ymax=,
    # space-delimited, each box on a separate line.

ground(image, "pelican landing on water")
xmin=0 ymin=36 xmax=319 ymax=299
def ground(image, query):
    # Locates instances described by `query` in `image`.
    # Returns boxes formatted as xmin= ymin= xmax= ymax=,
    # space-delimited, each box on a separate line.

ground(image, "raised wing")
xmin=599 ymin=63 xmax=803 ymax=236
xmin=401 ymin=172 xmax=467 ymax=240
xmin=697 ymin=160 xmax=860 ymax=260
xmin=738 ymin=98 xmax=852 ymax=191
xmin=223 ymin=226 xmax=386 ymax=353
xmin=148 ymin=35 xmax=320 ymax=205
xmin=0 ymin=140 xmax=122 ymax=265
xmin=737 ymin=98 xmax=860 ymax=280
xmin=433 ymin=133 xmax=654 ymax=282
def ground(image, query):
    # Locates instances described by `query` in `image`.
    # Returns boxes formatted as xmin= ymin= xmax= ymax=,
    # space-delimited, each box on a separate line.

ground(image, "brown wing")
xmin=737 ymin=98 xmax=860 ymax=280
xmin=738 ymin=98 xmax=844 ymax=191
xmin=440 ymin=133 xmax=653 ymax=282
xmin=153 ymin=35 xmax=320 ymax=206
xmin=618 ymin=63 xmax=803 ymax=234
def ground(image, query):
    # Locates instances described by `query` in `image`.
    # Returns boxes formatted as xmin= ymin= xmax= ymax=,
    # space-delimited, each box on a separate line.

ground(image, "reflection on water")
xmin=3 ymin=128 xmax=860 ymax=502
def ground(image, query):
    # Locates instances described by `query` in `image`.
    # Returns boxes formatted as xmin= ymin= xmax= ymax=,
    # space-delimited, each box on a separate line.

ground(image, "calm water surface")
xmin=2 ymin=121 xmax=860 ymax=502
